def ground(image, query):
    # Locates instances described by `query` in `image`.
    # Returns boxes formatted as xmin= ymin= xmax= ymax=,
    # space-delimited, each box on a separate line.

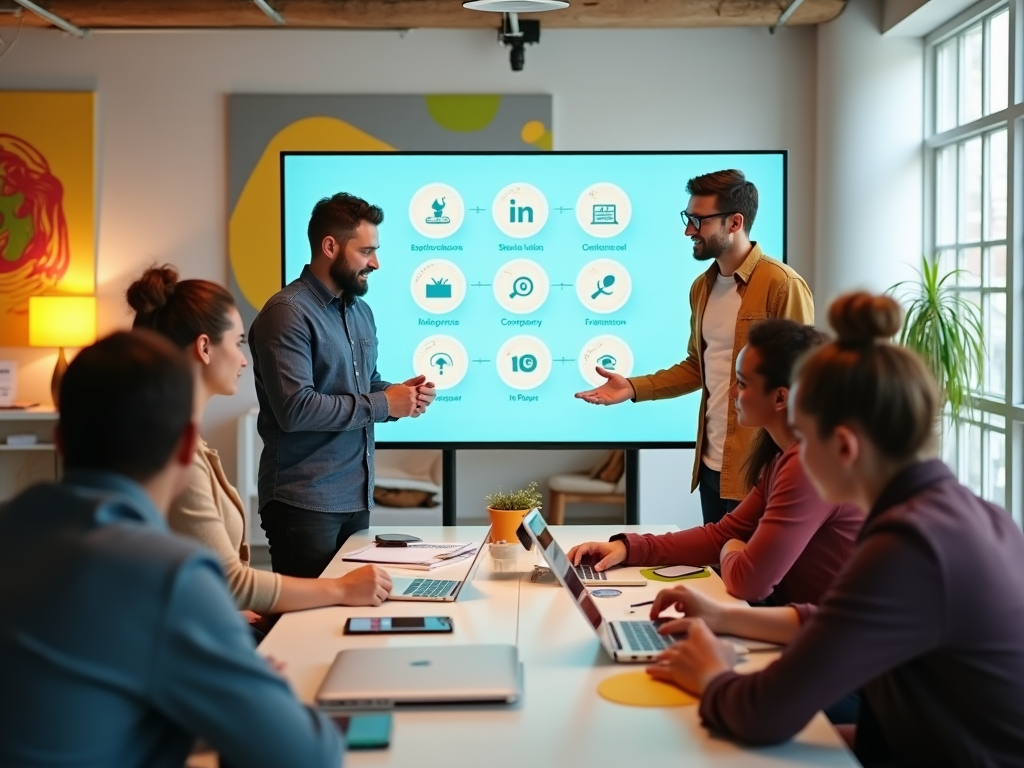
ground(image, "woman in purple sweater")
xmin=647 ymin=292 xmax=1024 ymax=767
xmin=568 ymin=319 xmax=862 ymax=605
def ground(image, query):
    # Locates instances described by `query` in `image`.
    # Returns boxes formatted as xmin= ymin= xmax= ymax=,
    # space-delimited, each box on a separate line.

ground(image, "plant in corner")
xmin=485 ymin=481 xmax=543 ymax=545
xmin=889 ymin=255 xmax=985 ymax=422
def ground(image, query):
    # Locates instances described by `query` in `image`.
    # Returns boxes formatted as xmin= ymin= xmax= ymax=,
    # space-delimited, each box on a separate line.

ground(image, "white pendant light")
xmin=463 ymin=0 xmax=569 ymax=12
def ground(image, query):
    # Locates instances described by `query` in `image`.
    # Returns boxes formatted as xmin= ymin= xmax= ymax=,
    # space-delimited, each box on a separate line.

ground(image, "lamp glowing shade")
xmin=29 ymin=296 xmax=97 ymax=408
xmin=463 ymin=0 xmax=569 ymax=11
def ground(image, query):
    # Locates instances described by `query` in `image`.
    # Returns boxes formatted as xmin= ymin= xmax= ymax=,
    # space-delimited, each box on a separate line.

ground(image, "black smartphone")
xmin=329 ymin=713 xmax=392 ymax=749
xmin=344 ymin=616 xmax=453 ymax=635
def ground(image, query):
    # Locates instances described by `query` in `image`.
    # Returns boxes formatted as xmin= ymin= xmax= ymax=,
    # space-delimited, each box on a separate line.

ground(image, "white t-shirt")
xmin=701 ymin=272 xmax=742 ymax=472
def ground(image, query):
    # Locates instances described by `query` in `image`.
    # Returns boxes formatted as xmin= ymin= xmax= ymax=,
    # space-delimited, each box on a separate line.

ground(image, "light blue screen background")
xmin=282 ymin=152 xmax=786 ymax=446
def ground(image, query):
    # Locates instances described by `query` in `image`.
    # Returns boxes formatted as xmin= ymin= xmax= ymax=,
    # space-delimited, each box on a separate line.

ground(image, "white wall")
xmin=0 ymin=24 xmax=817 ymax=523
xmin=815 ymin=0 xmax=924 ymax=310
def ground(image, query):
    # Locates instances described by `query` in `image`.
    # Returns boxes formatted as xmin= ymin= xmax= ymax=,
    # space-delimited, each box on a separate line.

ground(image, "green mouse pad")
xmin=640 ymin=567 xmax=712 ymax=583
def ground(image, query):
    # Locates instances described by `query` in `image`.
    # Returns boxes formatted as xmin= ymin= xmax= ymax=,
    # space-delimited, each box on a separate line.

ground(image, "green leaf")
xmin=888 ymin=255 xmax=986 ymax=422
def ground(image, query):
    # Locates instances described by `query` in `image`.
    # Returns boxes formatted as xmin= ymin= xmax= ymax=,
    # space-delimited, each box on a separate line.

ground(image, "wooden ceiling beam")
xmin=0 ymin=0 xmax=845 ymax=30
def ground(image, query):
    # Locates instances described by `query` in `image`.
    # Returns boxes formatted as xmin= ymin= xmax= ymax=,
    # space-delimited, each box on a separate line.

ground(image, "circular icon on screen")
xmin=576 ymin=182 xmax=632 ymax=239
xmin=412 ymin=335 xmax=468 ymax=391
xmin=578 ymin=336 xmax=635 ymax=387
xmin=409 ymin=183 xmax=465 ymax=239
xmin=492 ymin=182 xmax=549 ymax=238
xmin=494 ymin=259 xmax=549 ymax=314
xmin=576 ymin=258 xmax=631 ymax=314
xmin=411 ymin=259 xmax=467 ymax=314
xmin=496 ymin=335 xmax=552 ymax=390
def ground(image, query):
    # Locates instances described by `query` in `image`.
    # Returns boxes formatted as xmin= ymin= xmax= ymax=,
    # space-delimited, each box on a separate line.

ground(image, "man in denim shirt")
xmin=250 ymin=193 xmax=435 ymax=577
xmin=0 ymin=331 xmax=343 ymax=768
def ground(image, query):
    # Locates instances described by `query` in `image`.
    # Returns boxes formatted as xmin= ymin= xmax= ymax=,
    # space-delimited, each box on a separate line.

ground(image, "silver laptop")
xmin=388 ymin=529 xmax=490 ymax=602
xmin=573 ymin=561 xmax=647 ymax=587
xmin=520 ymin=509 xmax=684 ymax=663
xmin=315 ymin=644 xmax=521 ymax=709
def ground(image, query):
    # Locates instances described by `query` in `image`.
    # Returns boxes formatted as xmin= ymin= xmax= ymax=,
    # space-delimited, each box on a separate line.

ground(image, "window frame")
xmin=925 ymin=0 xmax=1024 ymax=523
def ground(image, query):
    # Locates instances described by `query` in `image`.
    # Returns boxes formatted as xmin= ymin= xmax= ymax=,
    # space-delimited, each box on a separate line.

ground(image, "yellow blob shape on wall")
xmin=520 ymin=119 xmax=553 ymax=151
xmin=229 ymin=117 xmax=394 ymax=311
xmin=424 ymin=95 xmax=502 ymax=132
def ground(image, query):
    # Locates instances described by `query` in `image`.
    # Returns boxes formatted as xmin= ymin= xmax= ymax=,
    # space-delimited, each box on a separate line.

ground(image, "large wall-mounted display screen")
xmin=281 ymin=151 xmax=786 ymax=447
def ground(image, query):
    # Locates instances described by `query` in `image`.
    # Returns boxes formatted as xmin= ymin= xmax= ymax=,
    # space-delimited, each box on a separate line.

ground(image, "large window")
xmin=927 ymin=0 xmax=1023 ymax=523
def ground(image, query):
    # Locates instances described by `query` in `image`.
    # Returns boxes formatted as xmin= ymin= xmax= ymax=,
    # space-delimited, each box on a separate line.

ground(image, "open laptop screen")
xmin=525 ymin=511 xmax=602 ymax=632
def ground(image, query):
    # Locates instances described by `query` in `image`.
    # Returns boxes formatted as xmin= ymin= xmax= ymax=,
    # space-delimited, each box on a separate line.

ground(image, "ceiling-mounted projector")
xmin=463 ymin=0 xmax=569 ymax=11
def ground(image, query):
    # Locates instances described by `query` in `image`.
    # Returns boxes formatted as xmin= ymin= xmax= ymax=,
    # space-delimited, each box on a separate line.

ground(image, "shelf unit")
xmin=0 ymin=407 xmax=60 ymax=500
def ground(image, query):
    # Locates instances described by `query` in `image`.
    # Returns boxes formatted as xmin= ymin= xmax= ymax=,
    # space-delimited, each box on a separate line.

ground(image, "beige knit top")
xmin=168 ymin=439 xmax=282 ymax=614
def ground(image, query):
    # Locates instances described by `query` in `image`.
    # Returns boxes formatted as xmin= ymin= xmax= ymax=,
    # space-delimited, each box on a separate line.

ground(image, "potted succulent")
xmin=889 ymin=255 xmax=985 ymax=422
xmin=485 ymin=481 xmax=543 ymax=545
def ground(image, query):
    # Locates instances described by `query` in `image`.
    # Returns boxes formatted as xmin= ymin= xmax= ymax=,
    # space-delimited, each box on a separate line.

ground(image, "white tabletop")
xmin=259 ymin=525 xmax=857 ymax=767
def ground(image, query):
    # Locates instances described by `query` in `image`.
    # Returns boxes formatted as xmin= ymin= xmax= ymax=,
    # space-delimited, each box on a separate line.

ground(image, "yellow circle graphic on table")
xmin=496 ymin=335 xmax=552 ymax=391
xmin=578 ymin=335 xmax=634 ymax=387
xmin=493 ymin=259 xmax=549 ymax=314
xmin=411 ymin=259 xmax=467 ymax=314
xmin=412 ymin=335 xmax=468 ymax=390
xmin=492 ymin=182 xmax=548 ymax=238
xmin=576 ymin=258 xmax=632 ymax=314
xmin=597 ymin=672 xmax=698 ymax=707
xmin=409 ymin=183 xmax=465 ymax=239
xmin=576 ymin=182 xmax=632 ymax=239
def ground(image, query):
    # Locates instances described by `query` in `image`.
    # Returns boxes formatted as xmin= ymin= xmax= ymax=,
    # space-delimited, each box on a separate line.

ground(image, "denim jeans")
xmin=697 ymin=462 xmax=742 ymax=525
xmin=260 ymin=500 xmax=369 ymax=578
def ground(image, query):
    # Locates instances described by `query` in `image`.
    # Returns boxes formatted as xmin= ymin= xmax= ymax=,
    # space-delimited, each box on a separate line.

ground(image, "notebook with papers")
xmin=387 ymin=529 xmax=490 ymax=602
xmin=519 ymin=510 xmax=687 ymax=663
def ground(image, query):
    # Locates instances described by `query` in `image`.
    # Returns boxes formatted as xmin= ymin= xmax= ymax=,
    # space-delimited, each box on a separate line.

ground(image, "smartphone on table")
xmin=344 ymin=616 xmax=453 ymax=635
xmin=651 ymin=564 xmax=706 ymax=579
xmin=328 ymin=713 xmax=392 ymax=749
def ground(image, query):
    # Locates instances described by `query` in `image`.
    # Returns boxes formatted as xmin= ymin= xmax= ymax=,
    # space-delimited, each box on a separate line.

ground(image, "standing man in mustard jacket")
xmin=576 ymin=170 xmax=814 ymax=524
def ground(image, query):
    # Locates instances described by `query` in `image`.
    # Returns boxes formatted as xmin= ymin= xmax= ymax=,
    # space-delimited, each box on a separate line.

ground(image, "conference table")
xmin=258 ymin=524 xmax=858 ymax=768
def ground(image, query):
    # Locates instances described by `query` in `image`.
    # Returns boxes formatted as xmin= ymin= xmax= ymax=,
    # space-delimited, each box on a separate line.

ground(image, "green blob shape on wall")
xmin=425 ymin=95 xmax=503 ymax=132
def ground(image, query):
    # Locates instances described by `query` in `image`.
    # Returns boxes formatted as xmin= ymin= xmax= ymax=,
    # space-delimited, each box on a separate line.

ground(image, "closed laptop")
xmin=316 ymin=644 xmax=521 ymax=710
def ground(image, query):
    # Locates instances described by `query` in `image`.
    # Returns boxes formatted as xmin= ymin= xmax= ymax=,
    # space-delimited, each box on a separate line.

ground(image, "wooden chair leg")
xmin=548 ymin=490 xmax=566 ymax=525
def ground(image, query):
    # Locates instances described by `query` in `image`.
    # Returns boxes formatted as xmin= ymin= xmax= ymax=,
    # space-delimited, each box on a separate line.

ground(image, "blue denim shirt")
xmin=0 ymin=471 xmax=343 ymax=768
xmin=249 ymin=265 xmax=392 ymax=513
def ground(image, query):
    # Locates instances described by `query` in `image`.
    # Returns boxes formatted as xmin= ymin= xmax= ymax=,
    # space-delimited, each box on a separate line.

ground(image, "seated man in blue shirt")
xmin=0 ymin=330 xmax=343 ymax=768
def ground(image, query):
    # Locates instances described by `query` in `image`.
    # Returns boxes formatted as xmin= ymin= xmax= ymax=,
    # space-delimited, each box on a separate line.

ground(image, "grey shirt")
xmin=700 ymin=460 xmax=1024 ymax=768
xmin=0 ymin=471 xmax=343 ymax=768
xmin=249 ymin=265 xmax=392 ymax=513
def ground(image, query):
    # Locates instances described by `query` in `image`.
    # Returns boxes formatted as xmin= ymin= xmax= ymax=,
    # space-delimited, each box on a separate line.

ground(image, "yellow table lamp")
xmin=29 ymin=296 xmax=97 ymax=408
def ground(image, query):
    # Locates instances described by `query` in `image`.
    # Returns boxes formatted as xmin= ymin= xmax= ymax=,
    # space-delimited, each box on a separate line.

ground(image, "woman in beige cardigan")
xmin=127 ymin=265 xmax=391 ymax=618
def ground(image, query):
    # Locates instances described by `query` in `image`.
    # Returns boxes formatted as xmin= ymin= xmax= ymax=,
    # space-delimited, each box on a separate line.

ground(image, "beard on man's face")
xmin=691 ymin=230 xmax=730 ymax=262
xmin=331 ymin=258 xmax=373 ymax=301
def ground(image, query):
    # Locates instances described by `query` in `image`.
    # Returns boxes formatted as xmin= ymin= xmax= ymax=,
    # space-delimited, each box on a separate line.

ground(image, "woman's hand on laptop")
xmin=566 ymin=540 xmax=627 ymax=571
xmin=649 ymin=585 xmax=727 ymax=634
xmin=645 ymin=618 xmax=737 ymax=695
xmin=334 ymin=565 xmax=393 ymax=606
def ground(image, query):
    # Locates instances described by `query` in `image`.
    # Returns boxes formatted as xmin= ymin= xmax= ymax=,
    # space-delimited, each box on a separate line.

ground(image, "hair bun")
xmin=828 ymin=291 xmax=902 ymax=346
xmin=126 ymin=265 xmax=180 ymax=317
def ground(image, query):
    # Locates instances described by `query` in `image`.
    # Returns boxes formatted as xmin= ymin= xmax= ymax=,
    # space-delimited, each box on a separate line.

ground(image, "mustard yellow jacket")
xmin=628 ymin=244 xmax=814 ymax=500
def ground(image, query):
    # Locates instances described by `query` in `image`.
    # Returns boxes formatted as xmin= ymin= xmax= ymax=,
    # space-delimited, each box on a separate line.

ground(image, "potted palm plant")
xmin=889 ymin=255 xmax=985 ymax=421
xmin=485 ymin=481 xmax=543 ymax=545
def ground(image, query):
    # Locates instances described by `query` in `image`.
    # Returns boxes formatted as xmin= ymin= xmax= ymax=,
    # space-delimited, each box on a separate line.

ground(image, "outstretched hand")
xmin=574 ymin=366 xmax=636 ymax=406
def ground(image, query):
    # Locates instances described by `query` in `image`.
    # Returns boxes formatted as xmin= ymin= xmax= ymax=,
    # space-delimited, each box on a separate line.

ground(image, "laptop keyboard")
xmin=618 ymin=621 xmax=674 ymax=653
xmin=403 ymin=578 xmax=457 ymax=598
xmin=575 ymin=564 xmax=606 ymax=581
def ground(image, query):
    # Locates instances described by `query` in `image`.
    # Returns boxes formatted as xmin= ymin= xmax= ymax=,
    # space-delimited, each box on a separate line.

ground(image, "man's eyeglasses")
xmin=680 ymin=211 xmax=738 ymax=230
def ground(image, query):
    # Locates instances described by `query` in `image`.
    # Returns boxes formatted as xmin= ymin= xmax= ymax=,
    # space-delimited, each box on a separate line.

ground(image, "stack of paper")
xmin=341 ymin=542 xmax=477 ymax=571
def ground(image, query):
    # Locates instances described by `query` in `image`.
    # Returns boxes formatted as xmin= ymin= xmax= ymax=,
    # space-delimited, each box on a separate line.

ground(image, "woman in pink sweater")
xmin=568 ymin=319 xmax=862 ymax=605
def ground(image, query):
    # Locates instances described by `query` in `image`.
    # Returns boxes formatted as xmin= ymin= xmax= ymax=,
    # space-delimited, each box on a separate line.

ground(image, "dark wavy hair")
xmin=742 ymin=319 xmax=829 ymax=490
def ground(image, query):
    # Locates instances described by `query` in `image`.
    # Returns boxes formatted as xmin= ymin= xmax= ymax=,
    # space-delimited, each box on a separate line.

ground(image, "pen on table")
xmin=629 ymin=599 xmax=655 ymax=608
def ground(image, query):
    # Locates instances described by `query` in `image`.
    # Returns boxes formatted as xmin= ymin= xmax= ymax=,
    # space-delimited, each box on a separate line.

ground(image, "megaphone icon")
xmin=430 ymin=353 xmax=454 ymax=375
